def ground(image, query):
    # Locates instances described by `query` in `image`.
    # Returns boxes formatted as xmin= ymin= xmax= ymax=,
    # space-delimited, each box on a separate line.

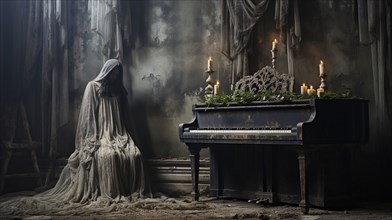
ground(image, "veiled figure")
xmin=41 ymin=59 xmax=151 ymax=203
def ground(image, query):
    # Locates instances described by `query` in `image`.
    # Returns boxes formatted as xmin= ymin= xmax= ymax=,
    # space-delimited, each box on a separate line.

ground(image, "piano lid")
xmin=179 ymin=98 xmax=369 ymax=145
xmin=191 ymin=99 xmax=315 ymax=130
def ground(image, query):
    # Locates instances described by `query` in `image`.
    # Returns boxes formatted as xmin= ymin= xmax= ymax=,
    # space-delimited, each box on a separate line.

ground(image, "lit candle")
xmin=307 ymin=85 xmax=316 ymax=95
xmin=300 ymin=83 xmax=308 ymax=95
xmin=317 ymin=87 xmax=325 ymax=97
xmin=208 ymin=56 xmax=213 ymax=71
xmin=272 ymin=39 xmax=278 ymax=50
xmin=214 ymin=81 xmax=220 ymax=95
xmin=319 ymin=60 xmax=325 ymax=76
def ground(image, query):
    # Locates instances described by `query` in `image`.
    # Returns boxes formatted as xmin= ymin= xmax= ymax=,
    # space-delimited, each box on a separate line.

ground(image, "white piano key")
xmin=188 ymin=129 xmax=292 ymax=134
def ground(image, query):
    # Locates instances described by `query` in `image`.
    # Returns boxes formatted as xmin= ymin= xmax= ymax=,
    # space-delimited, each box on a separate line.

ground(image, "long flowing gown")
xmin=0 ymin=60 xmax=152 ymax=215
xmin=40 ymin=81 xmax=150 ymax=203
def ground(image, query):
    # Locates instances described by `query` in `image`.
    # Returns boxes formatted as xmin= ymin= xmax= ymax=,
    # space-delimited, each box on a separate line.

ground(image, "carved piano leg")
xmin=188 ymin=145 xmax=201 ymax=201
xmin=297 ymin=150 xmax=309 ymax=214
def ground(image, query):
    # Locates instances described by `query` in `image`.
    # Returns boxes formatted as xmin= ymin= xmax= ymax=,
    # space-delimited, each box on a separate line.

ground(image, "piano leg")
xmin=297 ymin=149 xmax=309 ymax=214
xmin=188 ymin=145 xmax=201 ymax=201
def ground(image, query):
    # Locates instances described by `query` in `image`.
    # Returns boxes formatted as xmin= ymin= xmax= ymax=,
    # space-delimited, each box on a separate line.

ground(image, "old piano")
xmin=178 ymin=67 xmax=369 ymax=213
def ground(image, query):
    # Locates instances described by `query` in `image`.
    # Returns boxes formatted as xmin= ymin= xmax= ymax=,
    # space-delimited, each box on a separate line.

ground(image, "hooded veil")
xmin=0 ymin=60 xmax=151 ymax=211
xmin=51 ymin=59 xmax=151 ymax=203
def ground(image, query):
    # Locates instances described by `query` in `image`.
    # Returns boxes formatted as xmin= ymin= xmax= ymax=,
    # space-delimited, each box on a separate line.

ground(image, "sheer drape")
xmin=221 ymin=0 xmax=301 ymax=84
xmin=41 ymin=0 xmax=70 ymax=159
xmin=274 ymin=0 xmax=301 ymax=76
xmin=222 ymin=0 xmax=270 ymax=84
xmin=356 ymin=0 xmax=392 ymax=140
xmin=88 ymin=0 xmax=132 ymax=61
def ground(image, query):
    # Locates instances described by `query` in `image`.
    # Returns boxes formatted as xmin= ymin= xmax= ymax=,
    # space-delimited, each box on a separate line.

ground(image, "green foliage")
xmin=203 ymin=90 xmax=354 ymax=106
xmin=318 ymin=90 xmax=352 ymax=99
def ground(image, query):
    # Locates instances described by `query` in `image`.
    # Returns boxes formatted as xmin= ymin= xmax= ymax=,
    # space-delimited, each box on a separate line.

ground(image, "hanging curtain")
xmin=88 ymin=0 xmax=131 ymax=61
xmin=221 ymin=0 xmax=301 ymax=84
xmin=356 ymin=0 xmax=392 ymax=142
xmin=41 ymin=0 xmax=70 ymax=157
xmin=274 ymin=0 xmax=301 ymax=76
xmin=221 ymin=0 xmax=270 ymax=84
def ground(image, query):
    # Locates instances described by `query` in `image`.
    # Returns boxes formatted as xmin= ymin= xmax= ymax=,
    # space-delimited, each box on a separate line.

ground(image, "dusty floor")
xmin=0 ymin=193 xmax=392 ymax=220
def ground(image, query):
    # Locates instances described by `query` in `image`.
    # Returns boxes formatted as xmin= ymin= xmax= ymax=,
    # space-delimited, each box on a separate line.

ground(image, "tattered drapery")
xmin=41 ymin=0 xmax=70 ymax=158
xmin=221 ymin=0 xmax=270 ymax=84
xmin=36 ymin=1 xmax=72 ymax=188
xmin=274 ymin=0 xmax=301 ymax=76
xmin=356 ymin=0 xmax=392 ymax=139
xmin=221 ymin=0 xmax=301 ymax=84
xmin=88 ymin=0 xmax=131 ymax=61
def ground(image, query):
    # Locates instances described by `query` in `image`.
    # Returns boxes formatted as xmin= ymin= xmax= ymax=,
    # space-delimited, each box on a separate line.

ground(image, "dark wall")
xmin=122 ymin=0 xmax=222 ymax=158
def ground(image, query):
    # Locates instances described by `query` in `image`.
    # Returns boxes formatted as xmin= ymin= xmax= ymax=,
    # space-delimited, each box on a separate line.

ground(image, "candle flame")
xmin=274 ymin=39 xmax=278 ymax=43
xmin=302 ymin=83 xmax=305 ymax=86
xmin=310 ymin=85 xmax=313 ymax=89
xmin=320 ymin=60 xmax=323 ymax=64
xmin=216 ymin=81 xmax=219 ymax=85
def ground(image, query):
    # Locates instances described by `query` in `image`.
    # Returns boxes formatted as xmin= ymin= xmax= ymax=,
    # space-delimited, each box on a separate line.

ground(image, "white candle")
xmin=272 ymin=39 xmax=278 ymax=50
xmin=307 ymin=85 xmax=316 ymax=95
xmin=319 ymin=60 xmax=325 ymax=75
xmin=208 ymin=56 xmax=213 ymax=71
xmin=214 ymin=81 xmax=220 ymax=95
xmin=300 ymin=83 xmax=308 ymax=95
xmin=317 ymin=87 xmax=325 ymax=97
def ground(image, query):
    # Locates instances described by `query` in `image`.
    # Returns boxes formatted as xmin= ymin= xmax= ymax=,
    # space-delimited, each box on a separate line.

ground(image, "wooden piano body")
xmin=179 ymin=98 xmax=369 ymax=213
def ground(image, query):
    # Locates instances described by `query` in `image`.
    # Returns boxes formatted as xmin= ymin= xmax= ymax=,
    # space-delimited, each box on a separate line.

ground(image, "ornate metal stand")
xmin=271 ymin=48 xmax=277 ymax=69
xmin=319 ymin=72 xmax=327 ymax=90
xmin=205 ymin=70 xmax=215 ymax=97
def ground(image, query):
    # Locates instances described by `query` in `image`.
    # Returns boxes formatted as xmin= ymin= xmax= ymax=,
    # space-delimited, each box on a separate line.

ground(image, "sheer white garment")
xmin=40 ymin=81 xmax=150 ymax=204
xmin=0 ymin=60 xmax=151 ymax=213
xmin=35 ymin=80 xmax=150 ymax=204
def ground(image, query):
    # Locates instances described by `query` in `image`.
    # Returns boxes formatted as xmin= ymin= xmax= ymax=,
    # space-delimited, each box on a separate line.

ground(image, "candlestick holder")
xmin=319 ymin=73 xmax=327 ymax=90
xmin=271 ymin=48 xmax=277 ymax=69
xmin=205 ymin=70 xmax=215 ymax=97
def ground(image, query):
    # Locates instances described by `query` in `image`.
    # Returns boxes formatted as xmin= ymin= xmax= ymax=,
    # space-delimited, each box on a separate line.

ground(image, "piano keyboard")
xmin=189 ymin=129 xmax=293 ymax=134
